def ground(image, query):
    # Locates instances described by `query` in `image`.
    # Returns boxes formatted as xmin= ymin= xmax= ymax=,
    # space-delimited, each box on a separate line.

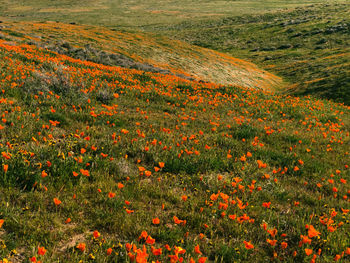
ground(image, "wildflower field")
xmin=0 ymin=21 xmax=349 ymax=263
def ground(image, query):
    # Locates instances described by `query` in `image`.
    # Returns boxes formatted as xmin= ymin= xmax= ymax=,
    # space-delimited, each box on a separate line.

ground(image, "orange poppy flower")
xmin=267 ymin=239 xmax=277 ymax=246
xmin=243 ymin=241 xmax=254 ymax=249
xmin=108 ymin=192 xmax=116 ymax=198
xmin=194 ymin=245 xmax=202 ymax=254
xmin=262 ymin=202 xmax=271 ymax=208
xmin=93 ymin=230 xmax=100 ymax=238
xmin=76 ymin=243 xmax=86 ymax=252
xmin=228 ymin=214 xmax=236 ymax=220
xmin=305 ymin=248 xmax=313 ymax=256
xmin=151 ymin=246 xmax=162 ymax=256
xmin=257 ymin=160 xmax=267 ymax=168
xmin=152 ymin=218 xmax=160 ymax=225
xmin=281 ymin=242 xmax=288 ymax=249
xmin=41 ymin=170 xmax=48 ymax=178
xmin=308 ymin=225 xmax=320 ymax=238
xmin=53 ymin=198 xmax=61 ymax=206
xmin=146 ymin=235 xmax=155 ymax=245
xmin=106 ymin=248 xmax=113 ymax=255
xmin=37 ymin=246 xmax=46 ymax=256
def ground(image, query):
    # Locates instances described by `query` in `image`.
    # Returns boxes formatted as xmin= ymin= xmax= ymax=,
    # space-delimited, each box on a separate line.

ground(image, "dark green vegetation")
xmin=147 ymin=3 xmax=350 ymax=104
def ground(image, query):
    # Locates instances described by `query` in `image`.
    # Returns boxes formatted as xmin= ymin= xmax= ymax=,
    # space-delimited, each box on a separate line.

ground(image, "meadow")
xmin=0 ymin=1 xmax=349 ymax=262
xmin=0 ymin=28 xmax=349 ymax=262
xmin=148 ymin=3 xmax=350 ymax=105
xmin=0 ymin=0 xmax=340 ymax=29
xmin=1 ymin=1 xmax=349 ymax=105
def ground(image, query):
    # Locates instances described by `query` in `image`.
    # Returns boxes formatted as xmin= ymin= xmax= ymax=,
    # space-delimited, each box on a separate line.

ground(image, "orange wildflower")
xmin=151 ymin=246 xmax=162 ymax=256
xmin=41 ymin=170 xmax=48 ymax=178
xmin=152 ymin=218 xmax=160 ymax=225
xmin=53 ymin=198 xmax=61 ymax=206
xmin=106 ymin=248 xmax=113 ymax=255
xmin=80 ymin=169 xmax=90 ymax=176
xmin=37 ymin=246 xmax=46 ymax=256
xmin=305 ymin=248 xmax=313 ymax=256
xmin=146 ymin=235 xmax=155 ymax=245
xmin=108 ymin=192 xmax=116 ymax=198
xmin=244 ymin=241 xmax=254 ymax=249
xmin=76 ymin=243 xmax=86 ymax=252
xmin=194 ymin=245 xmax=202 ymax=254
xmin=308 ymin=225 xmax=320 ymax=238
xmin=93 ymin=230 xmax=100 ymax=238
xmin=262 ymin=202 xmax=271 ymax=208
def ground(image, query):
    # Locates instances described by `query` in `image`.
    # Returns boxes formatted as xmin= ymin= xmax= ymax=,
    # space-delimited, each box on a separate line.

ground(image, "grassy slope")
xmin=0 ymin=0 xmax=338 ymax=28
xmin=1 ymin=1 xmax=349 ymax=103
xmin=0 ymin=33 xmax=349 ymax=263
xmin=0 ymin=21 xmax=282 ymax=90
xmin=147 ymin=3 xmax=350 ymax=105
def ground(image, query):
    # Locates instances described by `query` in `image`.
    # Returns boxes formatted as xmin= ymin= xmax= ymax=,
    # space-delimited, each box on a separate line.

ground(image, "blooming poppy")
xmin=93 ymin=230 xmax=100 ymax=238
xmin=76 ymin=243 xmax=86 ymax=252
xmin=243 ymin=241 xmax=254 ymax=249
xmin=108 ymin=192 xmax=116 ymax=198
xmin=37 ymin=246 xmax=46 ymax=256
xmin=305 ymin=248 xmax=313 ymax=256
xmin=53 ymin=198 xmax=61 ymax=206
xmin=308 ymin=225 xmax=320 ymax=238
xmin=194 ymin=245 xmax=202 ymax=254
xmin=152 ymin=218 xmax=160 ymax=225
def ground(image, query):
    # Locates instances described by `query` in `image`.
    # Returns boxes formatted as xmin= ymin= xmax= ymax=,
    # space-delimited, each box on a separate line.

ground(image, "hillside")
xmin=0 ymin=0 xmax=337 ymax=28
xmin=1 ymin=1 xmax=349 ymax=104
xmin=0 ymin=21 xmax=282 ymax=90
xmin=149 ymin=3 xmax=350 ymax=105
xmin=0 ymin=28 xmax=349 ymax=263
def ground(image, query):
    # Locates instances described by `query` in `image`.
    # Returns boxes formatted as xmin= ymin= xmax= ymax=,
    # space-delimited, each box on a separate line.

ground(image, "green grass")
xmin=0 ymin=32 xmax=349 ymax=262
xmin=0 ymin=0 xmax=343 ymax=29
xmin=0 ymin=1 xmax=349 ymax=262
xmin=148 ymin=3 xmax=350 ymax=104
xmin=1 ymin=1 xmax=349 ymax=104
